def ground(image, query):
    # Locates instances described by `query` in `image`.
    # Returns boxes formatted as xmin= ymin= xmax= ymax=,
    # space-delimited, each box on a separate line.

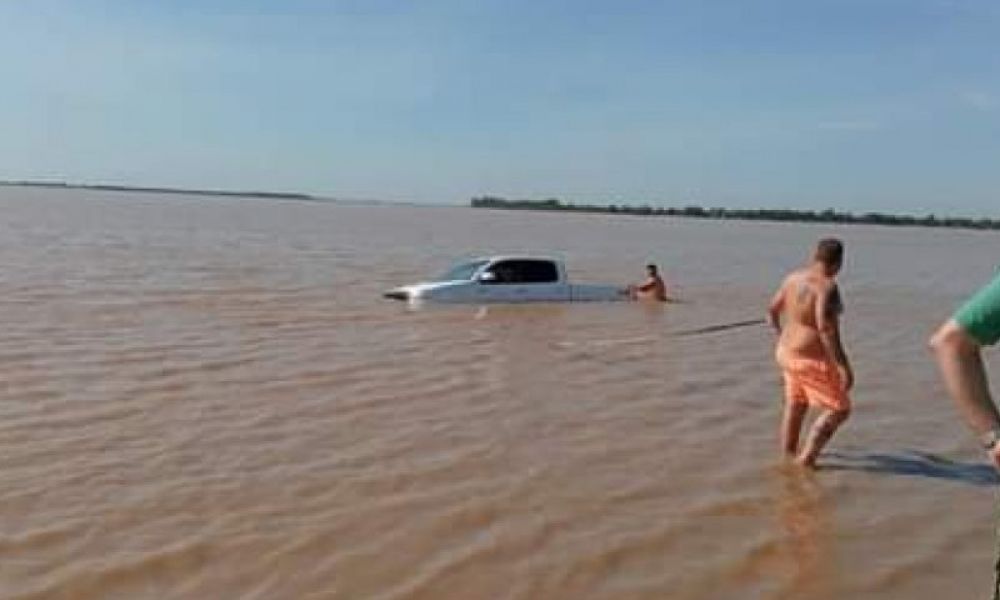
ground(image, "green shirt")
xmin=955 ymin=270 xmax=1000 ymax=346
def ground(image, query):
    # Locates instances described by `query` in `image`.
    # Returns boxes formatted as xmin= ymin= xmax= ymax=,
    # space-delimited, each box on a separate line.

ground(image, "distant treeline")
xmin=470 ymin=196 xmax=1000 ymax=231
xmin=0 ymin=180 xmax=315 ymax=201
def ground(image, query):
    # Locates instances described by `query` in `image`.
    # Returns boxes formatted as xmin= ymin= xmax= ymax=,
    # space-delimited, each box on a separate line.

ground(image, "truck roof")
xmin=471 ymin=255 xmax=561 ymax=263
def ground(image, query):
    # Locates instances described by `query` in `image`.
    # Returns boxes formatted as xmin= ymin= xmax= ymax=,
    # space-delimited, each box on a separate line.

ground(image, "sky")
xmin=1 ymin=0 xmax=998 ymax=215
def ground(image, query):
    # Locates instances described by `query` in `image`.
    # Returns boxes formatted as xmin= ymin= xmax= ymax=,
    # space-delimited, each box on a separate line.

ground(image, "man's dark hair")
xmin=814 ymin=238 xmax=844 ymax=267
xmin=646 ymin=264 xmax=658 ymax=274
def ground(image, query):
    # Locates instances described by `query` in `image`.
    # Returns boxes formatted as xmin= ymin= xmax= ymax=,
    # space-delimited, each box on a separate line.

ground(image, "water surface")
xmin=2 ymin=188 xmax=999 ymax=599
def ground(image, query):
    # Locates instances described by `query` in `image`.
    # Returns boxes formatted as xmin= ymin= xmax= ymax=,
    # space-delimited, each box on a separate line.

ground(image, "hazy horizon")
xmin=4 ymin=178 xmax=1000 ymax=220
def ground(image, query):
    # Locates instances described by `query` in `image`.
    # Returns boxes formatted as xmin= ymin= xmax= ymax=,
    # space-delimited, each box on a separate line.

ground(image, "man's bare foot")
xmin=794 ymin=454 xmax=818 ymax=469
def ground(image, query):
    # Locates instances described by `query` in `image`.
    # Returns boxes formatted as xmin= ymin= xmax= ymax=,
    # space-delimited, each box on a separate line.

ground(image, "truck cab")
xmin=472 ymin=257 xmax=570 ymax=302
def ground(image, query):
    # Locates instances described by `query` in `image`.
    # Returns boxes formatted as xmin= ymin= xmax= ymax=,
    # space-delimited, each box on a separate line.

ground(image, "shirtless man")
xmin=630 ymin=264 xmax=669 ymax=302
xmin=768 ymin=238 xmax=854 ymax=468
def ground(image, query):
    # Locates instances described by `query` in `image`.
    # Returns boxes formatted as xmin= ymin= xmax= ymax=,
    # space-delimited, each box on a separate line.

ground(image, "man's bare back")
xmin=774 ymin=269 xmax=843 ymax=361
xmin=631 ymin=264 xmax=669 ymax=302
xmin=636 ymin=274 xmax=668 ymax=301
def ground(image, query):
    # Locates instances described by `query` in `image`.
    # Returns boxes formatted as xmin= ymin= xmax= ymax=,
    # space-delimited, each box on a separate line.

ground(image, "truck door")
xmin=480 ymin=259 xmax=567 ymax=302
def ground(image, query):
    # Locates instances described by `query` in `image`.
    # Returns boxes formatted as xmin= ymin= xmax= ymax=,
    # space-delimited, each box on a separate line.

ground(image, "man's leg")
xmin=796 ymin=408 xmax=850 ymax=468
xmin=781 ymin=400 xmax=808 ymax=458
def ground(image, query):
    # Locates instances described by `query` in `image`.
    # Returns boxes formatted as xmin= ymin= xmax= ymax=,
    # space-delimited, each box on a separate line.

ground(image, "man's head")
xmin=813 ymin=238 xmax=844 ymax=275
xmin=646 ymin=264 xmax=658 ymax=277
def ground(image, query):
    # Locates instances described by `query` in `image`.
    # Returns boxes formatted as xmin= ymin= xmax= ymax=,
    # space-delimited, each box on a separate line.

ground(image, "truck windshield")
xmin=436 ymin=260 xmax=489 ymax=282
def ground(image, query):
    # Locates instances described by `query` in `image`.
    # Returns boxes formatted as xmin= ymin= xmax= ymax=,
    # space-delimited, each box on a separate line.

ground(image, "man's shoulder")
xmin=816 ymin=277 xmax=839 ymax=294
xmin=815 ymin=278 xmax=844 ymax=314
xmin=783 ymin=269 xmax=807 ymax=286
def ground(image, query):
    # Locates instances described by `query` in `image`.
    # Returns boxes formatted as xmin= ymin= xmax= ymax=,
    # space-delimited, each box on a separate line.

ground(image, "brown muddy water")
xmin=2 ymin=187 xmax=1000 ymax=599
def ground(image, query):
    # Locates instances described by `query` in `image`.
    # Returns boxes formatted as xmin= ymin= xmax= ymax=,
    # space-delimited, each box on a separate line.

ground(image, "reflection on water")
xmin=774 ymin=466 xmax=835 ymax=600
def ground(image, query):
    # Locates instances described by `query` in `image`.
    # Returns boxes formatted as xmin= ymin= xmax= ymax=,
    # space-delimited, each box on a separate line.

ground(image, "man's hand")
xmin=988 ymin=445 xmax=1000 ymax=471
xmin=839 ymin=366 xmax=854 ymax=392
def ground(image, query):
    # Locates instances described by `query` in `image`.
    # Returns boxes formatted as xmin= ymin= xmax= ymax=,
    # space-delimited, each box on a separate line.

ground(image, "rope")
xmin=674 ymin=318 xmax=766 ymax=337
xmin=552 ymin=318 xmax=766 ymax=350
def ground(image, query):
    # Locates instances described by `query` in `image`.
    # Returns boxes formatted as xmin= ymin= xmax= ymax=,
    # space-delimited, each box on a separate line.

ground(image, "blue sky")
xmin=1 ymin=1 xmax=998 ymax=214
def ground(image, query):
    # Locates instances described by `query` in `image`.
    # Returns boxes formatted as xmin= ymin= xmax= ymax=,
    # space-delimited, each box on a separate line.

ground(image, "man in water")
xmin=768 ymin=238 xmax=853 ymax=468
xmin=930 ymin=270 xmax=1000 ymax=470
xmin=630 ymin=264 xmax=669 ymax=302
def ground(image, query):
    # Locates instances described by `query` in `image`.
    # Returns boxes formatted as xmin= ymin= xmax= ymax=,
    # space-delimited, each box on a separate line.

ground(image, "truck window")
xmin=519 ymin=260 xmax=559 ymax=283
xmin=437 ymin=260 xmax=489 ymax=282
xmin=486 ymin=260 xmax=558 ymax=284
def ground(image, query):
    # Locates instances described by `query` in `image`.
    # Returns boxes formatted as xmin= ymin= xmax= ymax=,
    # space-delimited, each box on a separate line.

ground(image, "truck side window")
xmin=485 ymin=261 xmax=518 ymax=284
xmin=486 ymin=260 xmax=558 ymax=284
xmin=515 ymin=260 xmax=558 ymax=283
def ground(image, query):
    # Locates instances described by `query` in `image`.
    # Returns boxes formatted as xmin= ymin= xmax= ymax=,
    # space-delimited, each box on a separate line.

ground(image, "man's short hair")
xmin=646 ymin=264 xmax=658 ymax=273
xmin=814 ymin=238 xmax=844 ymax=267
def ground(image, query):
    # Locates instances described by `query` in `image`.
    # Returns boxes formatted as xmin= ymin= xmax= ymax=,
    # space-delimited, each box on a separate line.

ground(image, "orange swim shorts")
xmin=778 ymin=354 xmax=850 ymax=412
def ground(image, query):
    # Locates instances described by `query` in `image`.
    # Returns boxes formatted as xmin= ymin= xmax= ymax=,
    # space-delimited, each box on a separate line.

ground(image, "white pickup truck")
xmin=383 ymin=256 xmax=629 ymax=303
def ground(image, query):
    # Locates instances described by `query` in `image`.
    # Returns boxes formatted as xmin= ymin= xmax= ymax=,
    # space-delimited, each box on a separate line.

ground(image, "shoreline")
xmin=0 ymin=180 xmax=320 ymax=202
xmin=470 ymin=197 xmax=1000 ymax=232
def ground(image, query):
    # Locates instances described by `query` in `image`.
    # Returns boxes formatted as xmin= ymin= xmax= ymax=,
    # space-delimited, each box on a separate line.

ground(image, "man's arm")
xmin=816 ymin=282 xmax=853 ymax=390
xmin=636 ymin=277 xmax=657 ymax=292
xmin=930 ymin=321 xmax=1000 ymax=434
xmin=767 ymin=280 xmax=786 ymax=334
xmin=929 ymin=271 xmax=1000 ymax=467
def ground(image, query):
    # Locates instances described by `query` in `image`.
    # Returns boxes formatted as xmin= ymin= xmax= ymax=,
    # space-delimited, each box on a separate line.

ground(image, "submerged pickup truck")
xmin=383 ymin=256 xmax=629 ymax=303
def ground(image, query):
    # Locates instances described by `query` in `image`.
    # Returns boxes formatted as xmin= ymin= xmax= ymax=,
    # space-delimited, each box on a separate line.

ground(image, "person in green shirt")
xmin=930 ymin=270 xmax=1000 ymax=468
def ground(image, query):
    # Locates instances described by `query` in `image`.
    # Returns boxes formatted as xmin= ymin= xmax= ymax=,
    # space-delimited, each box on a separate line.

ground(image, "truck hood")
xmin=382 ymin=280 xmax=467 ymax=301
